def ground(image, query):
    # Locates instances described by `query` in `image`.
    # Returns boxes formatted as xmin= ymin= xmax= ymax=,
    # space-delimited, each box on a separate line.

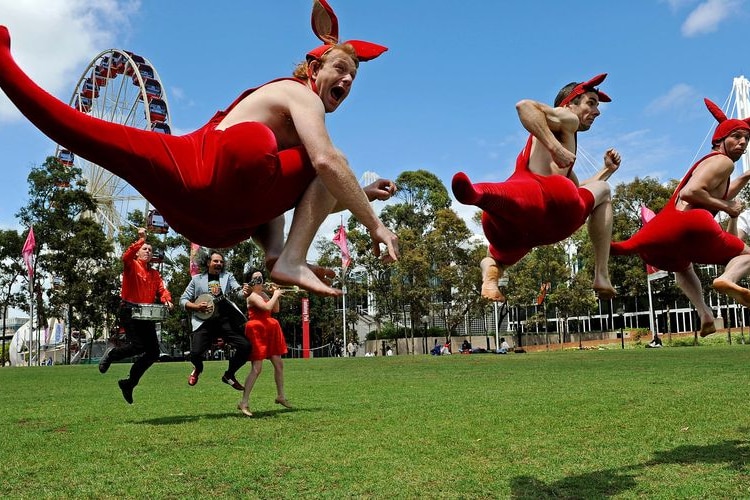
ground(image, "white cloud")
xmin=660 ymin=0 xmax=700 ymax=11
xmin=681 ymin=0 xmax=743 ymax=36
xmin=647 ymin=83 xmax=698 ymax=113
xmin=0 ymin=0 xmax=141 ymax=120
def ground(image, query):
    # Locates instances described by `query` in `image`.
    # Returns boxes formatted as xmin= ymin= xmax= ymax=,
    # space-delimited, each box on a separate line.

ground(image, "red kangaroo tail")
xmin=0 ymin=25 xmax=187 ymax=185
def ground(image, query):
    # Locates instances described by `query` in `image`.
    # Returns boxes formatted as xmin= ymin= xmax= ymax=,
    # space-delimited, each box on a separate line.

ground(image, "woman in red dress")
xmin=238 ymin=269 xmax=292 ymax=417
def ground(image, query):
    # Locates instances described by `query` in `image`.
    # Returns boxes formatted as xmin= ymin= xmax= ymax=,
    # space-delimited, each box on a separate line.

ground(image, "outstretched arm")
xmin=580 ymin=149 xmax=621 ymax=186
xmin=288 ymin=88 xmax=398 ymax=261
xmin=331 ymin=178 xmax=397 ymax=213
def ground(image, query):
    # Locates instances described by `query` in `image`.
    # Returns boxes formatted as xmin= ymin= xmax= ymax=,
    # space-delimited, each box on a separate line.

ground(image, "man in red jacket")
xmin=99 ymin=228 xmax=173 ymax=404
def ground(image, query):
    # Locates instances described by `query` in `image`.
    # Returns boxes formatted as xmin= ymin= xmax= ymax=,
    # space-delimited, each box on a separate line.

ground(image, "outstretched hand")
xmin=370 ymin=223 xmax=399 ymax=264
xmin=364 ymin=179 xmax=397 ymax=201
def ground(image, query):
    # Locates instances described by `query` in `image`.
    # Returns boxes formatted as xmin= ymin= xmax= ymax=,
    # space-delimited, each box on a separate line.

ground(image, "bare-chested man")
xmin=0 ymin=0 xmax=398 ymax=297
xmin=612 ymin=98 xmax=750 ymax=336
xmin=452 ymin=74 xmax=620 ymax=301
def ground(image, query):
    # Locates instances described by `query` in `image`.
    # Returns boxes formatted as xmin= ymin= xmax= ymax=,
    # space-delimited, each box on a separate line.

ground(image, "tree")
xmin=548 ymin=273 xmax=598 ymax=344
xmin=505 ymin=243 xmax=570 ymax=346
xmin=16 ymin=157 xmax=119 ymax=363
xmin=0 ymin=229 xmax=25 ymax=365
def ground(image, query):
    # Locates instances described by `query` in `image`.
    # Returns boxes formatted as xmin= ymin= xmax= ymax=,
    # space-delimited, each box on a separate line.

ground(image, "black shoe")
xmin=222 ymin=373 xmax=244 ymax=391
xmin=98 ymin=347 xmax=114 ymax=374
xmin=118 ymin=379 xmax=134 ymax=404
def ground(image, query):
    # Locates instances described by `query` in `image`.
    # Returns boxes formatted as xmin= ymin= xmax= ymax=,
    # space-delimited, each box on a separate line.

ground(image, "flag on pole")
xmin=332 ymin=223 xmax=352 ymax=272
xmin=22 ymin=226 xmax=36 ymax=281
xmin=189 ymin=242 xmax=202 ymax=276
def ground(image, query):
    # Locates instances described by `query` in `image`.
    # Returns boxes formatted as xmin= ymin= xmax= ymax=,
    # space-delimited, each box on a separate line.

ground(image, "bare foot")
xmin=275 ymin=397 xmax=293 ymax=409
xmin=593 ymin=277 xmax=617 ymax=300
xmin=713 ymin=278 xmax=750 ymax=308
xmin=481 ymin=263 xmax=506 ymax=302
xmin=266 ymin=258 xmax=335 ymax=285
xmin=699 ymin=321 xmax=717 ymax=337
xmin=271 ymin=260 xmax=342 ymax=297
xmin=237 ymin=403 xmax=253 ymax=417
xmin=594 ymin=285 xmax=617 ymax=300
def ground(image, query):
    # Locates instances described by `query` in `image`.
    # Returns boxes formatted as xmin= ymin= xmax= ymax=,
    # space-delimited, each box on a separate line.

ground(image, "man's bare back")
xmin=215 ymin=80 xmax=317 ymax=151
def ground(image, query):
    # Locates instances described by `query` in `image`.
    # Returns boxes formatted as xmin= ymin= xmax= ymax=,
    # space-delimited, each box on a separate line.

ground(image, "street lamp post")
xmin=496 ymin=276 xmax=509 ymax=351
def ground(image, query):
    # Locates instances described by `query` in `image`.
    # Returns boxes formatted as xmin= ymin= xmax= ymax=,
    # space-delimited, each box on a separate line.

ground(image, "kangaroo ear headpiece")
xmin=705 ymin=97 xmax=750 ymax=144
xmin=306 ymin=0 xmax=388 ymax=62
xmin=558 ymin=73 xmax=612 ymax=107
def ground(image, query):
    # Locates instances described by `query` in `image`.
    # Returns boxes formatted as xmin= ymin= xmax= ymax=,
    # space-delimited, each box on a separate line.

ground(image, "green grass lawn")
xmin=1 ymin=345 xmax=749 ymax=498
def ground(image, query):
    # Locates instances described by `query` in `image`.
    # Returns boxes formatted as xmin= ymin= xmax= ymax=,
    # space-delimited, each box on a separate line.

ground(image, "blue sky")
xmin=1 ymin=0 xmax=750 ymax=243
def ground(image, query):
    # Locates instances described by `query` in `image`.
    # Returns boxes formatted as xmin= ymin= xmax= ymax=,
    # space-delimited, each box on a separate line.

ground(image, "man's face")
xmin=311 ymin=49 xmax=358 ymax=113
xmin=567 ymin=91 xmax=601 ymax=131
xmin=208 ymin=254 xmax=224 ymax=274
xmin=722 ymin=129 xmax=750 ymax=161
xmin=136 ymin=244 xmax=153 ymax=263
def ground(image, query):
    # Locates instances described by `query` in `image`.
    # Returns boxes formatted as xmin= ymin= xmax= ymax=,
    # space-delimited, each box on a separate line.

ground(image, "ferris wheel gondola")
xmin=55 ymin=49 xmax=172 ymax=239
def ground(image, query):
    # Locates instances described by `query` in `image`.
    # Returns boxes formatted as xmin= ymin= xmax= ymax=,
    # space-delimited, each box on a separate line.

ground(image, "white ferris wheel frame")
xmin=56 ymin=49 xmax=172 ymax=238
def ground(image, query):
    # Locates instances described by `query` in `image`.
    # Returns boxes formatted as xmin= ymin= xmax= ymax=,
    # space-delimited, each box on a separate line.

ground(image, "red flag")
xmin=332 ymin=224 xmax=351 ymax=271
xmin=640 ymin=205 xmax=660 ymax=275
xmin=22 ymin=226 xmax=36 ymax=281
xmin=189 ymin=242 xmax=201 ymax=276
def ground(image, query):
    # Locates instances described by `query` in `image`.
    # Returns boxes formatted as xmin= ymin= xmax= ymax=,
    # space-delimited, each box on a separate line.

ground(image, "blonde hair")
xmin=292 ymin=43 xmax=359 ymax=80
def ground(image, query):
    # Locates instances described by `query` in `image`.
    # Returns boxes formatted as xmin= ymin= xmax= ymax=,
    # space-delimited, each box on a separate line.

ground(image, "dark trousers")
xmin=190 ymin=315 xmax=249 ymax=377
xmin=109 ymin=319 xmax=160 ymax=386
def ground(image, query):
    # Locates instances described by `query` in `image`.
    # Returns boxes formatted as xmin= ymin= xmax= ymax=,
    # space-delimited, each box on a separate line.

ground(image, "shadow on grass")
xmin=134 ymin=406 xmax=320 ymax=425
xmin=509 ymin=438 xmax=749 ymax=499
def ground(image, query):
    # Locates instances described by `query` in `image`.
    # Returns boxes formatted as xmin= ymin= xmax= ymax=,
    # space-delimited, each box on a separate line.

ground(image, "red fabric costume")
xmin=245 ymin=298 xmax=288 ymax=361
xmin=610 ymin=151 xmax=745 ymax=272
xmin=0 ymin=1 xmax=386 ymax=248
xmin=452 ymin=135 xmax=595 ymax=266
xmin=0 ymin=26 xmax=315 ymax=247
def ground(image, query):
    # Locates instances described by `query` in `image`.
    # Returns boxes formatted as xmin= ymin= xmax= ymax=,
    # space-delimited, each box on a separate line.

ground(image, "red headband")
xmin=307 ymin=0 xmax=388 ymax=62
xmin=558 ymin=73 xmax=612 ymax=107
xmin=704 ymin=97 xmax=750 ymax=143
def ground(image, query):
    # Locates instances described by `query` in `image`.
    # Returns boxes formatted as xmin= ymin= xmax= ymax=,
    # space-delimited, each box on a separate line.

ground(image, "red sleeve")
xmin=122 ymin=238 xmax=145 ymax=266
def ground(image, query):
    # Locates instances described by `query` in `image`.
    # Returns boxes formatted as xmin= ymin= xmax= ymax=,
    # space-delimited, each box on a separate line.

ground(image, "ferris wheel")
xmin=54 ymin=49 xmax=172 ymax=239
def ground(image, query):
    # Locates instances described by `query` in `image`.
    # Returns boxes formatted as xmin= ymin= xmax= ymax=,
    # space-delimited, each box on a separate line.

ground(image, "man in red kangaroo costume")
xmin=611 ymin=98 xmax=750 ymax=336
xmin=0 ymin=0 xmax=398 ymax=297
xmin=452 ymin=75 xmax=621 ymax=301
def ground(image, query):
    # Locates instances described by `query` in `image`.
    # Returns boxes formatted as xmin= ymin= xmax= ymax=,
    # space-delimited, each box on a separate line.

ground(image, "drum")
xmin=130 ymin=303 xmax=169 ymax=321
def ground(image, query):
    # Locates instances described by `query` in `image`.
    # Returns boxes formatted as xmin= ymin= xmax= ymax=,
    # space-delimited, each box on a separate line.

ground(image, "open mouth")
xmin=331 ymin=86 xmax=345 ymax=102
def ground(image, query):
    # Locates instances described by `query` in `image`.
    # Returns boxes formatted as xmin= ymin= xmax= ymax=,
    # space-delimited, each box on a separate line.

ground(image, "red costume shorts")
xmin=452 ymin=136 xmax=595 ymax=267
xmin=610 ymin=152 xmax=745 ymax=272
